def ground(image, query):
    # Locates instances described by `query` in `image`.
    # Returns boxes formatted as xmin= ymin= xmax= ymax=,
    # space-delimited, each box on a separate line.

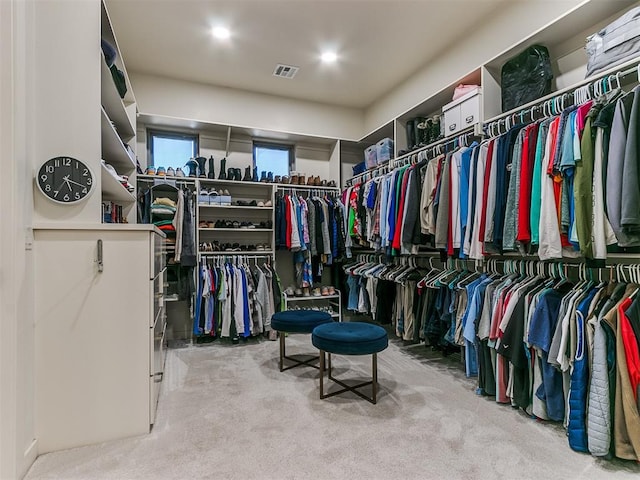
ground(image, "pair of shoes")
xmin=294 ymin=288 xmax=303 ymax=297
xmin=145 ymin=166 xmax=156 ymax=175
xmin=236 ymin=200 xmax=257 ymax=207
xmin=328 ymin=286 xmax=336 ymax=295
xmin=321 ymin=286 xmax=329 ymax=296
xmin=302 ymin=287 xmax=310 ymax=297
xmin=284 ymin=285 xmax=295 ymax=296
xmin=312 ymin=287 xmax=322 ymax=297
xmin=257 ymin=200 xmax=273 ymax=207
xmin=256 ymin=244 xmax=268 ymax=251
xmin=166 ymin=167 xmax=176 ymax=177
xmin=226 ymin=168 xmax=242 ymax=181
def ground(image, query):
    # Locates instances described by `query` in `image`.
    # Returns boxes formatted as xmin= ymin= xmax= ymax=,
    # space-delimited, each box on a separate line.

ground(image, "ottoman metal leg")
xmin=318 ymin=352 xmax=379 ymax=404
xmin=279 ymin=333 xmax=285 ymax=372
xmin=279 ymin=332 xmax=321 ymax=372
xmin=319 ymin=350 xmax=325 ymax=399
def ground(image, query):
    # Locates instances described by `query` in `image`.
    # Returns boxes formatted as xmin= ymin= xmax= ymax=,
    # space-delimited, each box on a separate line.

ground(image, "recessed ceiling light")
xmin=321 ymin=51 xmax=338 ymax=63
xmin=211 ymin=26 xmax=230 ymax=40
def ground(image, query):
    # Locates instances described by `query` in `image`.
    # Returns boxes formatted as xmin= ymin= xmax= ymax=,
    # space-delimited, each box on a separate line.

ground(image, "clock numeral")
xmin=86 ymin=178 xmax=92 ymax=186
xmin=46 ymin=165 xmax=54 ymax=173
xmin=40 ymin=174 xmax=47 ymax=182
xmin=54 ymin=190 xmax=59 ymax=197
xmin=44 ymin=184 xmax=51 ymax=192
xmin=54 ymin=159 xmax=60 ymax=167
xmin=63 ymin=194 xmax=70 ymax=201
xmin=82 ymin=188 xmax=87 ymax=194
xmin=63 ymin=158 xmax=71 ymax=166
xmin=83 ymin=169 xmax=89 ymax=176
xmin=75 ymin=192 xmax=80 ymax=200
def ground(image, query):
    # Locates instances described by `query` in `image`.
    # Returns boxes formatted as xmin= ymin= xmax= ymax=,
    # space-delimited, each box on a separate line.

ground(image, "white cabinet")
xmin=33 ymin=225 xmax=165 ymax=453
xmin=442 ymin=89 xmax=482 ymax=137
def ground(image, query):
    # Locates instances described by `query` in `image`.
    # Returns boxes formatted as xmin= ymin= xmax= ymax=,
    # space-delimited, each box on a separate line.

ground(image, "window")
xmin=253 ymin=142 xmax=293 ymax=178
xmin=148 ymin=130 xmax=198 ymax=170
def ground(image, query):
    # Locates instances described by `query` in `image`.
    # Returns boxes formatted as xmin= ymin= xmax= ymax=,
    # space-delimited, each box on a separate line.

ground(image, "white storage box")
xmin=443 ymin=88 xmax=482 ymax=137
xmin=376 ymin=137 xmax=394 ymax=163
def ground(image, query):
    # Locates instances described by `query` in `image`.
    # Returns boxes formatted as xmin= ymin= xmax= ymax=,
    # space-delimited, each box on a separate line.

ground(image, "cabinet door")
xmin=34 ymin=229 xmax=152 ymax=452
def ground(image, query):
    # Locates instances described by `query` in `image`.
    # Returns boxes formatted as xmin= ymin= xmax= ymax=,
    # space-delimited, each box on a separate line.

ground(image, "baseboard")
xmin=19 ymin=439 xmax=37 ymax=479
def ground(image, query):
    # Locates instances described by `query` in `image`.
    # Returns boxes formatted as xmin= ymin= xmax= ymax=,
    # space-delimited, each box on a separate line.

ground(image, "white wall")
xmin=131 ymin=73 xmax=364 ymax=141
xmin=31 ymin=0 xmax=102 ymax=224
xmin=1 ymin=0 xmax=37 ymax=478
xmin=364 ymin=0 xmax=585 ymax=134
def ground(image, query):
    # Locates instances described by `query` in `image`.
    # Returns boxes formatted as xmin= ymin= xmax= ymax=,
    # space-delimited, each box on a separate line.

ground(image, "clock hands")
xmin=64 ymin=176 xmax=86 ymax=188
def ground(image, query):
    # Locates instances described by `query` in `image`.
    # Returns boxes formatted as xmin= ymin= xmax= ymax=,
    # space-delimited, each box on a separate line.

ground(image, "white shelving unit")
xmin=196 ymin=179 xmax=275 ymax=258
xmin=341 ymin=0 xmax=639 ymax=188
xmin=100 ymin=1 xmax=137 ymax=223
xmin=282 ymin=291 xmax=342 ymax=321
xmin=101 ymin=164 xmax=136 ymax=203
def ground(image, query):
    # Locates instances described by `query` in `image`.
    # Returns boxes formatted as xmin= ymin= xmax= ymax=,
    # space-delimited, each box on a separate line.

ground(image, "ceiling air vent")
xmin=273 ymin=64 xmax=299 ymax=79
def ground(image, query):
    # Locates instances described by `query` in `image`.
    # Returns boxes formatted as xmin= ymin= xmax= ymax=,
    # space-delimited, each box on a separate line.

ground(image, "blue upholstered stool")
xmin=271 ymin=310 xmax=333 ymax=372
xmin=312 ymin=322 xmax=388 ymax=404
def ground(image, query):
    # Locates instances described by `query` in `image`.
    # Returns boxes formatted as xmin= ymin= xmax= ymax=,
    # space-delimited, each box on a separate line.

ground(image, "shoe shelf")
xmin=198 ymin=178 xmax=276 ymax=188
xmin=282 ymin=290 xmax=342 ymax=321
xmin=275 ymin=184 xmax=340 ymax=191
xmin=198 ymin=205 xmax=273 ymax=210
xmin=199 ymin=250 xmax=275 ymax=255
xmin=136 ymin=174 xmax=196 ymax=183
xmin=198 ymin=228 xmax=273 ymax=232
xmin=196 ymin=178 xmax=276 ymax=263
xmin=283 ymin=293 xmax=341 ymax=301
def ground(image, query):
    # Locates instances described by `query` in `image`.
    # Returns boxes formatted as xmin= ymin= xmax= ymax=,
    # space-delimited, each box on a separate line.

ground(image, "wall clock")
xmin=36 ymin=156 xmax=94 ymax=204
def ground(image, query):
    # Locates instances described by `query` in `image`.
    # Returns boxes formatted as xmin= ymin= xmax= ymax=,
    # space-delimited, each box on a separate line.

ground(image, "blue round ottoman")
xmin=271 ymin=310 xmax=332 ymax=372
xmin=312 ymin=322 xmax=388 ymax=404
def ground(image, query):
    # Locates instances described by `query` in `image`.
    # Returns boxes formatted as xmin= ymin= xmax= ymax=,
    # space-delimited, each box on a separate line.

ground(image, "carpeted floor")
xmin=25 ymin=334 xmax=640 ymax=480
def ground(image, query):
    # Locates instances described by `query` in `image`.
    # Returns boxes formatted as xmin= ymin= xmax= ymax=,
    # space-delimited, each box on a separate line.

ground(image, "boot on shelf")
xmin=242 ymin=166 xmax=252 ymax=181
xmin=185 ymin=158 xmax=198 ymax=178
xmin=267 ymin=171 xmax=274 ymax=183
xmin=253 ymin=166 xmax=259 ymax=182
xmin=260 ymin=171 xmax=267 ymax=182
xmin=218 ymin=158 xmax=227 ymax=180
xmin=228 ymin=167 xmax=235 ymax=181
xmin=208 ymin=156 xmax=215 ymax=179
xmin=196 ymin=156 xmax=207 ymax=177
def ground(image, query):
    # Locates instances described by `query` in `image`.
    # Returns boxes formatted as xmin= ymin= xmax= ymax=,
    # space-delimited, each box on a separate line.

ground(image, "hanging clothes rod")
xmin=345 ymin=128 xmax=478 ymax=187
xmin=483 ymin=56 xmax=640 ymax=137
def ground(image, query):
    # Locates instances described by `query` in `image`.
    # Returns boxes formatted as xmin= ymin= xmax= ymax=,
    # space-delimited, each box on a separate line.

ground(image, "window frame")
xmin=147 ymin=129 xmax=199 ymax=168
xmin=252 ymin=141 xmax=295 ymax=175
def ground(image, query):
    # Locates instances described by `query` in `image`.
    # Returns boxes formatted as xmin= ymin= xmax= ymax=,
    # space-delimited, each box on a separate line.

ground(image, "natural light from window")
xmin=254 ymin=144 xmax=291 ymax=178
xmin=150 ymin=133 xmax=197 ymax=170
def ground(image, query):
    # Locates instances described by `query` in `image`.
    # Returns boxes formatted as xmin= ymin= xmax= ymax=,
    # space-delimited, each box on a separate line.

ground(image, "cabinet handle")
xmin=449 ymin=124 xmax=456 ymax=131
xmin=153 ymin=372 xmax=163 ymax=382
xmin=465 ymin=115 xmax=474 ymax=124
xmin=97 ymin=239 xmax=103 ymax=273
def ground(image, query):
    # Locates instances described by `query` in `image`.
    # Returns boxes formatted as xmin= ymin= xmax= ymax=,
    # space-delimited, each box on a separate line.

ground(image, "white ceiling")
xmin=105 ymin=0 xmax=512 ymax=109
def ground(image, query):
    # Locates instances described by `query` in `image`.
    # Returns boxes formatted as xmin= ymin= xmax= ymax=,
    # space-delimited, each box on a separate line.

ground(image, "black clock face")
xmin=37 ymin=156 xmax=94 ymax=204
